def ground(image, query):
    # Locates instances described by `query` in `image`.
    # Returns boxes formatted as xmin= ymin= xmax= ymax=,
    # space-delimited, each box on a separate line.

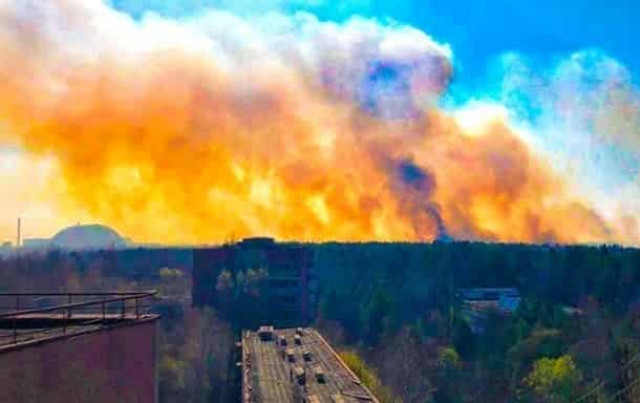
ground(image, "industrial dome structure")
xmin=51 ymin=224 xmax=127 ymax=250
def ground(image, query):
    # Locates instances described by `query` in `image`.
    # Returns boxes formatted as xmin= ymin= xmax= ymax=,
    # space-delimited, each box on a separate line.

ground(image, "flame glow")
xmin=0 ymin=0 xmax=636 ymax=244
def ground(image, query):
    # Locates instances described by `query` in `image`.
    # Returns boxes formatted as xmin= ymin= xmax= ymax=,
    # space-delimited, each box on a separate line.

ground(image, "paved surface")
xmin=242 ymin=327 xmax=378 ymax=403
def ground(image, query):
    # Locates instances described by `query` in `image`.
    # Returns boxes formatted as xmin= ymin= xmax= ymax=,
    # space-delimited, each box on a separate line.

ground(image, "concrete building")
xmin=241 ymin=326 xmax=379 ymax=403
xmin=193 ymin=238 xmax=314 ymax=326
xmin=0 ymin=292 xmax=159 ymax=403
xmin=458 ymin=287 xmax=521 ymax=333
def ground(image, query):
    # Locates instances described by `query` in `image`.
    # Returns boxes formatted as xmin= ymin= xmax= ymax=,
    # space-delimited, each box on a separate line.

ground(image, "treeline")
xmin=307 ymin=241 xmax=640 ymax=402
xmin=310 ymin=241 xmax=640 ymax=339
xmin=327 ymin=290 xmax=640 ymax=402
xmin=0 ymin=248 xmax=192 ymax=291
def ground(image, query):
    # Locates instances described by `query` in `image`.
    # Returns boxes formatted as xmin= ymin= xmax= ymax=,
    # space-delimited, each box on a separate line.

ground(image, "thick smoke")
xmin=392 ymin=158 xmax=448 ymax=240
xmin=0 ymin=0 xmax=634 ymax=244
xmin=499 ymin=50 xmax=640 ymax=244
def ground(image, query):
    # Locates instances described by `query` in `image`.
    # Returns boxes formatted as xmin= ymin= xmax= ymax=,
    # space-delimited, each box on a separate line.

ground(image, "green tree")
xmin=452 ymin=318 xmax=475 ymax=359
xmin=524 ymin=355 xmax=582 ymax=402
xmin=434 ymin=346 xmax=463 ymax=403
xmin=215 ymin=270 xmax=234 ymax=293
xmin=364 ymin=287 xmax=392 ymax=345
xmin=320 ymin=288 xmax=340 ymax=321
xmin=340 ymin=350 xmax=398 ymax=403
xmin=159 ymin=356 xmax=186 ymax=398
xmin=215 ymin=270 xmax=235 ymax=317
xmin=438 ymin=347 xmax=461 ymax=372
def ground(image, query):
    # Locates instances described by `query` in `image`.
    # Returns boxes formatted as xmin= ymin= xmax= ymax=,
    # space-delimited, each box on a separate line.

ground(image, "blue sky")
xmin=110 ymin=0 xmax=640 ymax=91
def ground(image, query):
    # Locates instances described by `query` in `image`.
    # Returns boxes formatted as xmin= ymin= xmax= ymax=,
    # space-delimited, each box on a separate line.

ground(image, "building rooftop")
xmin=0 ymin=291 xmax=157 ymax=352
xmin=458 ymin=287 xmax=520 ymax=301
xmin=458 ymin=288 xmax=521 ymax=334
xmin=242 ymin=327 xmax=378 ymax=403
xmin=239 ymin=237 xmax=277 ymax=248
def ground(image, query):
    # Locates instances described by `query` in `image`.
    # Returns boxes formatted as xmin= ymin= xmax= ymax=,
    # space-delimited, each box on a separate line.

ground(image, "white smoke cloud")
xmin=1 ymin=0 xmax=453 ymax=123
xmin=498 ymin=49 xmax=640 ymax=243
xmin=500 ymin=50 xmax=640 ymax=154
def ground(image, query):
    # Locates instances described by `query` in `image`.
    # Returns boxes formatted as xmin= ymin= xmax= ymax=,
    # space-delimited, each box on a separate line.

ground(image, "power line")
xmin=573 ymin=349 xmax=640 ymax=403
xmin=603 ymin=377 xmax=640 ymax=403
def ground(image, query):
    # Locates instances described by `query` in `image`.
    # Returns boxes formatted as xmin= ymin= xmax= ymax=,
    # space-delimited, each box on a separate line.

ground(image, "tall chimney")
xmin=16 ymin=217 xmax=21 ymax=248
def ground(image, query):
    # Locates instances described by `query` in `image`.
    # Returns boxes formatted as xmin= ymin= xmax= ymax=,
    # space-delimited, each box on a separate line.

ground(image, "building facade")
xmin=0 ymin=292 xmax=159 ymax=403
xmin=193 ymin=238 xmax=314 ymax=326
xmin=458 ymin=287 xmax=521 ymax=333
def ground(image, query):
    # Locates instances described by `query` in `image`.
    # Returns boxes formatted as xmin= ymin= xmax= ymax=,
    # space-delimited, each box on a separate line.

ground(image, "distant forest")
xmin=308 ymin=242 xmax=640 ymax=402
xmin=1 ymin=241 xmax=640 ymax=402
xmin=310 ymin=242 xmax=640 ymax=337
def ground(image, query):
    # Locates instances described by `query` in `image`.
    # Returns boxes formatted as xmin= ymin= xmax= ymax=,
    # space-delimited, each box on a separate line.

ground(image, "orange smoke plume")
xmin=0 ymin=1 xmax=630 ymax=244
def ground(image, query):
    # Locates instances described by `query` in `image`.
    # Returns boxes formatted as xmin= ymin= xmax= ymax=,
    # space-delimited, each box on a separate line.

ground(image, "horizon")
xmin=5 ymin=221 xmax=640 ymax=251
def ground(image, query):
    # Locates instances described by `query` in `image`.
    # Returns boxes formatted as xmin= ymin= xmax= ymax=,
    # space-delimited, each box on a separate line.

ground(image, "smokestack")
xmin=16 ymin=217 xmax=21 ymax=248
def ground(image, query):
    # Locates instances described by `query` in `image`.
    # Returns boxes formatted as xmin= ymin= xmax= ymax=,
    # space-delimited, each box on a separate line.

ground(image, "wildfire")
xmin=0 ymin=1 xmax=634 ymax=244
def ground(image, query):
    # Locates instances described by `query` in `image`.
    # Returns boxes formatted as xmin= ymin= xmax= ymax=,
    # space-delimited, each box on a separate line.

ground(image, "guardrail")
xmin=0 ymin=291 xmax=157 ymax=346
